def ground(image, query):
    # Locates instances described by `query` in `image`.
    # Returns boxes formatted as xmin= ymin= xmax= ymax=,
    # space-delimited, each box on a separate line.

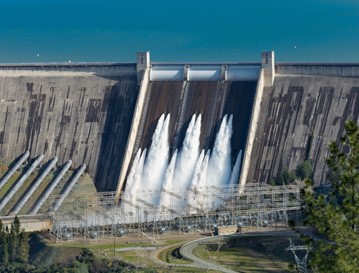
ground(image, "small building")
xmin=213 ymin=225 xmax=239 ymax=235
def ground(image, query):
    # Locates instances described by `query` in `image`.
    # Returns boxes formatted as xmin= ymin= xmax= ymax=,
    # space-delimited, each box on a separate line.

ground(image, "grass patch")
xmin=192 ymin=245 xmax=209 ymax=260
xmin=157 ymin=246 xmax=192 ymax=265
xmin=55 ymin=241 xmax=153 ymax=249
xmin=19 ymin=174 xmax=54 ymax=215
xmin=193 ymin=235 xmax=298 ymax=273
xmin=165 ymin=238 xmax=188 ymax=244
xmin=161 ymin=268 xmax=219 ymax=273
xmin=2 ymin=172 xmax=38 ymax=214
xmin=53 ymin=241 xmax=153 ymax=252
xmin=38 ymin=171 xmax=73 ymax=213
xmin=0 ymin=171 xmax=21 ymax=200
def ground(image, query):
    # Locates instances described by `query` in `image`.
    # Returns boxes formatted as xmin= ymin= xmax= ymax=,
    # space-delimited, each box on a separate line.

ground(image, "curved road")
xmin=180 ymin=235 xmax=237 ymax=273
xmin=179 ymin=230 xmax=297 ymax=273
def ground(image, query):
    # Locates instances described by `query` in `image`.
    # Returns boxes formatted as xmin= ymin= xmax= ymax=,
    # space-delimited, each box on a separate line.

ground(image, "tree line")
xmin=0 ymin=216 xmax=30 ymax=272
xmin=0 ymin=216 xmax=157 ymax=273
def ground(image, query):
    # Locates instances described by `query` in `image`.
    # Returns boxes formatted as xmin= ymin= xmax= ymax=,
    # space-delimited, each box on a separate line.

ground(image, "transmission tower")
xmin=286 ymin=239 xmax=310 ymax=273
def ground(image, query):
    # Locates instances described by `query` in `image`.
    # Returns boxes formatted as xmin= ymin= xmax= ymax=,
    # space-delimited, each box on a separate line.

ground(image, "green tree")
xmin=13 ymin=215 xmax=21 ymax=235
xmin=296 ymin=160 xmax=313 ymax=180
xmin=71 ymin=260 xmax=89 ymax=273
xmin=0 ymin=216 xmax=30 ymax=271
xmin=0 ymin=220 xmax=9 ymax=266
xmin=276 ymin=168 xmax=296 ymax=185
xmin=8 ymin=222 xmax=17 ymax=262
xmin=303 ymin=120 xmax=359 ymax=272
xmin=18 ymin=230 xmax=29 ymax=263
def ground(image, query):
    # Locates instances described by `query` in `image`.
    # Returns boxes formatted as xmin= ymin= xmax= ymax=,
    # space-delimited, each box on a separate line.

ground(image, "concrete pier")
xmin=116 ymin=67 xmax=151 ymax=200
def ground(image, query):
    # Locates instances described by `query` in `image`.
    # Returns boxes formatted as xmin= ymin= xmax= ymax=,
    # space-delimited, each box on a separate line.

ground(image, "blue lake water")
xmin=0 ymin=0 xmax=359 ymax=63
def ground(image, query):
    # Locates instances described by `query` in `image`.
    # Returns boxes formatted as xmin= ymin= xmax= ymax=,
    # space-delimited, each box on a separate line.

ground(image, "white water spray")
xmin=190 ymin=150 xmax=206 ymax=189
xmin=207 ymin=114 xmax=233 ymax=188
xmin=188 ymin=150 xmax=210 ymax=211
xmin=125 ymin=149 xmax=142 ymax=195
xmin=229 ymin=150 xmax=242 ymax=185
xmin=143 ymin=114 xmax=170 ymax=189
xmin=174 ymin=114 xmax=201 ymax=189
xmin=141 ymin=114 xmax=170 ymax=205
xmin=124 ymin=113 xmax=242 ymax=214
xmin=122 ymin=149 xmax=147 ymax=215
xmin=160 ymin=150 xmax=178 ymax=210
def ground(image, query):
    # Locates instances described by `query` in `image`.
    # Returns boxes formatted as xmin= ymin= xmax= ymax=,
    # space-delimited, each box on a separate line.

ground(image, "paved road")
xmin=116 ymin=246 xmax=156 ymax=252
xmin=179 ymin=230 xmax=298 ymax=273
xmin=180 ymin=236 xmax=238 ymax=273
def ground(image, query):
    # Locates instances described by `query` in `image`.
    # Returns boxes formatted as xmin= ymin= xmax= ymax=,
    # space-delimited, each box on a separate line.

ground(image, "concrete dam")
xmin=1 ymin=51 xmax=359 ymax=219
xmin=0 ymin=63 xmax=139 ymax=192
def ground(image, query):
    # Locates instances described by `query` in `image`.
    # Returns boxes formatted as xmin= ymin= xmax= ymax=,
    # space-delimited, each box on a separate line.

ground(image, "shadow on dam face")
xmin=125 ymin=80 xmax=257 ymax=186
xmin=95 ymin=82 xmax=139 ymax=191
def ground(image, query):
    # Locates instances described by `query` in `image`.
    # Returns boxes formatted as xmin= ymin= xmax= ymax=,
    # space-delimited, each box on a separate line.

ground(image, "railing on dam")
xmin=276 ymin=62 xmax=359 ymax=77
xmin=151 ymin=62 xmax=260 ymax=66
xmin=0 ymin=62 xmax=135 ymax=68
xmin=0 ymin=62 xmax=137 ymax=75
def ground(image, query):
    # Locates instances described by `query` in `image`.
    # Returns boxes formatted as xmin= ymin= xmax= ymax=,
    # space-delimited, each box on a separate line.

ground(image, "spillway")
xmin=118 ymin=64 xmax=260 ymax=206
xmin=136 ymin=78 xmax=258 ymax=154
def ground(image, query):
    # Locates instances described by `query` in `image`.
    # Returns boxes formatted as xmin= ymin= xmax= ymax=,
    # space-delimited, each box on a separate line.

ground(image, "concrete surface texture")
xmin=247 ymin=73 xmax=359 ymax=185
xmin=0 ymin=65 xmax=139 ymax=191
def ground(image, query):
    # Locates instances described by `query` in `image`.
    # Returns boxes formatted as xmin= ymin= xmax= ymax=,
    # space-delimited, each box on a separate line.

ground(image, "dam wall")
xmin=246 ymin=65 xmax=359 ymax=185
xmin=3 ymin=52 xmax=359 ymax=201
xmin=0 ymin=63 xmax=139 ymax=191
